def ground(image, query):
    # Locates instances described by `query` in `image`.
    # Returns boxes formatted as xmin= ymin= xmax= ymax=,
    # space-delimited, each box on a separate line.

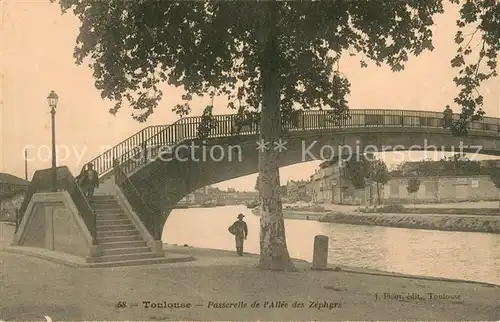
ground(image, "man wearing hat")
xmin=229 ymin=213 xmax=248 ymax=256
xmin=81 ymin=163 xmax=99 ymax=197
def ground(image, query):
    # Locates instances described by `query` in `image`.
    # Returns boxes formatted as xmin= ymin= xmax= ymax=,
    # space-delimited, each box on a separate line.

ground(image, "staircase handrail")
xmin=113 ymin=160 xmax=159 ymax=240
xmin=87 ymin=124 xmax=170 ymax=177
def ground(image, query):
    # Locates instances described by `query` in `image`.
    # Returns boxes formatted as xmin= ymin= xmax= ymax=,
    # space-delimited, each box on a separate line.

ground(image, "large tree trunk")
xmin=257 ymin=1 xmax=295 ymax=271
xmin=376 ymin=182 xmax=380 ymax=206
xmin=497 ymin=189 xmax=500 ymax=213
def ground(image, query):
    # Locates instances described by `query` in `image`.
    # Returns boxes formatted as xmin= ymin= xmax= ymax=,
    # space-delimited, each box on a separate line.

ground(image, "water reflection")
xmin=163 ymin=205 xmax=500 ymax=285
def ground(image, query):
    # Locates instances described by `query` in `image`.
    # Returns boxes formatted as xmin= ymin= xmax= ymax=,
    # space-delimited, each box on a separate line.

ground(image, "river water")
xmin=162 ymin=205 xmax=500 ymax=285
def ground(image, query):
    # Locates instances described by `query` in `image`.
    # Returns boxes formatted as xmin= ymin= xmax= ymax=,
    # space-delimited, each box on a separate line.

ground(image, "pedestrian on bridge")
xmin=81 ymin=163 xmax=99 ymax=197
xmin=228 ymin=213 xmax=248 ymax=256
xmin=443 ymin=105 xmax=453 ymax=128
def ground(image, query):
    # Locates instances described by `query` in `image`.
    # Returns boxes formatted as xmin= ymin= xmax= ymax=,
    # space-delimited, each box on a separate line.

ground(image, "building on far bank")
xmin=0 ymin=173 xmax=29 ymax=195
xmin=306 ymin=160 xmax=370 ymax=205
xmin=303 ymin=157 xmax=500 ymax=205
xmin=0 ymin=173 xmax=29 ymax=222
xmin=384 ymin=175 xmax=499 ymax=203
xmin=178 ymin=185 xmax=258 ymax=206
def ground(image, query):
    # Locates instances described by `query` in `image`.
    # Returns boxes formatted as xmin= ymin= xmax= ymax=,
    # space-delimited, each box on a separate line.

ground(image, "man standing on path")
xmin=83 ymin=163 xmax=99 ymax=197
xmin=229 ymin=213 xmax=248 ymax=256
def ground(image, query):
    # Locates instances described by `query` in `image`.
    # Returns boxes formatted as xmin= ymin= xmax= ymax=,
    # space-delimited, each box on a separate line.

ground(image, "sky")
xmin=0 ymin=0 xmax=499 ymax=191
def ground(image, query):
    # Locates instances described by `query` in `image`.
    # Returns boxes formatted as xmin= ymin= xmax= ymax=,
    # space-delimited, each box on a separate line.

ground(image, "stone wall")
xmin=21 ymin=204 xmax=46 ymax=248
xmin=15 ymin=192 xmax=92 ymax=258
xmin=384 ymin=175 xmax=498 ymax=203
xmin=52 ymin=207 xmax=91 ymax=257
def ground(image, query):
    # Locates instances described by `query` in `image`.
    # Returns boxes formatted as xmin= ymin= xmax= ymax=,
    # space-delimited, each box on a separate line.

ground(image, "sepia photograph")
xmin=0 ymin=0 xmax=499 ymax=321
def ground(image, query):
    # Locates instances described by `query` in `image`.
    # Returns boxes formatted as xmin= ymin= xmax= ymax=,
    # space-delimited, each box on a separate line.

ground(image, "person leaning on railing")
xmin=443 ymin=105 xmax=453 ymax=128
xmin=76 ymin=165 xmax=86 ymax=186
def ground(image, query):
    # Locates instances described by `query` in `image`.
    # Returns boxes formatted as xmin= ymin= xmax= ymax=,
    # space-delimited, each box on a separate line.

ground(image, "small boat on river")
xmin=246 ymin=200 xmax=259 ymax=209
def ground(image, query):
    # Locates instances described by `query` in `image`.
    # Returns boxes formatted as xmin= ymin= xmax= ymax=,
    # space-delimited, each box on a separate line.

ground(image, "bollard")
xmin=312 ymin=235 xmax=329 ymax=270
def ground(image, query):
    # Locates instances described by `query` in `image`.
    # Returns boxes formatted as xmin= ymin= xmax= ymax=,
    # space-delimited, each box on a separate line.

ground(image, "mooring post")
xmin=312 ymin=235 xmax=329 ymax=270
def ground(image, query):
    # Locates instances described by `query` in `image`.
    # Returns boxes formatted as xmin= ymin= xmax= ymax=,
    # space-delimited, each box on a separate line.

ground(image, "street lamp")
xmin=47 ymin=90 xmax=58 ymax=192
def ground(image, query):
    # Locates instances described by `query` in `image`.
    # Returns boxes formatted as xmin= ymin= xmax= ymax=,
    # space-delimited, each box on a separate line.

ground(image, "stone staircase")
xmin=88 ymin=195 xmax=166 ymax=266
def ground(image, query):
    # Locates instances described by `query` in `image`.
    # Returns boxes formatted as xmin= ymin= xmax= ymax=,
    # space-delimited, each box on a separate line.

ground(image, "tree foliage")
xmin=448 ymin=0 xmax=500 ymax=136
xmin=484 ymin=164 xmax=500 ymax=190
xmin=406 ymin=176 xmax=421 ymax=194
xmin=56 ymin=0 xmax=449 ymax=123
xmin=344 ymin=155 xmax=371 ymax=190
xmin=343 ymin=154 xmax=389 ymax=189
xmin=367 ymin=158 xmax=391 ymax=186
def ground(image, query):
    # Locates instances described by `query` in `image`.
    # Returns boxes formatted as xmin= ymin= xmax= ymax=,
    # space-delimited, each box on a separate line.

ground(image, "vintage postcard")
xmin=1 ymin=1 xmax=499 ymax=321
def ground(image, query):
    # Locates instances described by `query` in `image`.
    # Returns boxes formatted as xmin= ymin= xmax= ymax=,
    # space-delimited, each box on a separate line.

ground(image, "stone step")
xmin=93 ymin=204 xmax=122 ymax=209
xmin=97 ymin=235 xmax=143 ymax=243
xmin=96 ymin=214 xmax=128 ymax=220
xmin=91 ymin=197 xmax=119 ymax=202
xmin=90 ymin=200 xmax=119 ymax=205
xmin=88 ymin=252 xmax=164 ymax=263
xmin=101 ymin=246 xmax=152 ymax=256
xmin=96 ymin=219 xmax=131 ymax=226
xmin=90 ymin=195 xmax=117 ymax=200
xmin=91 ymin=198 xmax=119 ymax=203
xmin=97 ymin=230 xmax=140 ymax=238
xmin=94 ymin=209 xmax=124 ymax=214
xmin=86 ymin=256 xmax=192 ymax=268
xmin=99 ymin=240 xmax=147 ymax=249
xmin=97 ymin=224 xmax=135 ymax=232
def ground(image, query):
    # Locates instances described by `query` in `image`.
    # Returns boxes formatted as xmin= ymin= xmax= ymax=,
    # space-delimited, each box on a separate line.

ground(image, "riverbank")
xmin=319 ymin=212 xmax=500 ymax=234
xmin=360 ymin=204 xmax=500 ymax=216
xmin=1 ymin=223 xmax=498 ymax=321
xmin=252 ymin=207 xmax=500 ymax=233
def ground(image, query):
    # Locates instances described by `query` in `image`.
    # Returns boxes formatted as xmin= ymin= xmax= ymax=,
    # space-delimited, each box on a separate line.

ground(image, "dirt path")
xmin=1 ymin=224 xmax=499 ymax=321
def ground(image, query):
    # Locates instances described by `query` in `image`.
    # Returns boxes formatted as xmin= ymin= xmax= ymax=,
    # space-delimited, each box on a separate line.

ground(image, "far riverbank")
xmin=251 ymin=208 xmax=500 ymax=234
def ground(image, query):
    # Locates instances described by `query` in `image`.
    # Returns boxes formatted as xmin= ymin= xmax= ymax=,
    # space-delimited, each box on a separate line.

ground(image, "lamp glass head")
xmin=47 ymin=90 xmax=59 ymax=109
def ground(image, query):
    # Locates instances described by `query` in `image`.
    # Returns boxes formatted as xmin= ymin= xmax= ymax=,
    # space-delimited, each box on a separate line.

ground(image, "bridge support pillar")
xmin=311 ymin=235 xmax=329 ymax=270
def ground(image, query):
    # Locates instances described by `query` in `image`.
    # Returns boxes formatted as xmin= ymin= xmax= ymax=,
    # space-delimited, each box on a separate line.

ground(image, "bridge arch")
xmin=128 ymin=126 xmax=500 ymax=236
xmin=101 ymin=109 xmax=500 ymax=238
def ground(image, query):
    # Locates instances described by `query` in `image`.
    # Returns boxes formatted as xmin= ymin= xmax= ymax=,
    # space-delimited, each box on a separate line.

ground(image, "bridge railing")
xmin=86 ymin=125 xmax=170 ymax=177
xmin=89 ymin=109 xmax=500 ymax=178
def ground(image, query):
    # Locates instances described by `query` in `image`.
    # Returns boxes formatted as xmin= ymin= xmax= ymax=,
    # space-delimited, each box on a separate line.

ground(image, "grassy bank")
xmin=361 ymin=204 xmax=500 ymax=216
xmin=318 ymin=213 xmax=500 ymax=234
xmin=252 ymin=206 xmax=500 ymax=233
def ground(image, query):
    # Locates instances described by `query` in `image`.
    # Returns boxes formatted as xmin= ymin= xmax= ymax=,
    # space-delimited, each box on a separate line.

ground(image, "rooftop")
xmin=0 ymin=173 xmax=30 ymax=186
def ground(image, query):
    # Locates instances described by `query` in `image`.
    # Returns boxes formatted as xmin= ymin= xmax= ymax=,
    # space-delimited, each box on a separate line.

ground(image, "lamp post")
xmin=47 ymin=90 xmax=59 ymax=192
